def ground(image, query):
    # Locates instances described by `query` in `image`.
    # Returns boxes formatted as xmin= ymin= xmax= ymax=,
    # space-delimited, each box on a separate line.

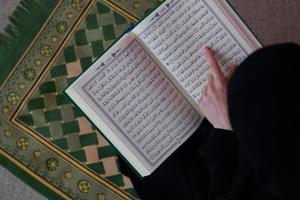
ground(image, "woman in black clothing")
xmin=120 ymin=43 xmax=300 ymax=200
xmin=200 ymin=43 xmax=300 ymax=200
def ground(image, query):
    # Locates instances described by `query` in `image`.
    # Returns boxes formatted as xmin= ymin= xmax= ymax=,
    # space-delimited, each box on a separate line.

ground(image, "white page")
xmin=67 ymin=33 xmax=202 ymax=175
xmin=133 ymin=0 xmax=261 ymax=105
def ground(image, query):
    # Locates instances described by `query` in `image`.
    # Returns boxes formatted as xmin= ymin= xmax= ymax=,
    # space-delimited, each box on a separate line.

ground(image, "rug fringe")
xmin=0 ymin=0 xmax=58 ymax=85
xmin=0 ymin=0 xmax=40 ymax=46
xmin=0 ymin=0 xmax=43 ymax=66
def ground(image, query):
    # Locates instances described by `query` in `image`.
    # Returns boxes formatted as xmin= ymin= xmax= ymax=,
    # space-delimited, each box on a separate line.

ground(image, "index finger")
xmin=203 ymin=47 xmax=223 ymax=81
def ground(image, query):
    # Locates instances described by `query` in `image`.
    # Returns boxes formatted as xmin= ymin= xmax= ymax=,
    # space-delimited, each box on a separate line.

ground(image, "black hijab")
xmin=228 ymin=43 xmax=300 ymax=199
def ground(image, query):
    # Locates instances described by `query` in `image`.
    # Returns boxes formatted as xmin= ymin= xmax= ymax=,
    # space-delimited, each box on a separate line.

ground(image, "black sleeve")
xmin=118 ymin=126 xmax=211 ymax=200
xmin=199 ymin=128 xmax=239 ymax=199
xmin=227 ymin=43 xmax=300 ymax=199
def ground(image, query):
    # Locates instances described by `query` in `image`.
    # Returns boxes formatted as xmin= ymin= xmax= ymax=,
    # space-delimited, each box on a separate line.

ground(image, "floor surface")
xmin=0 ymin=0 xmax=299 ymax=199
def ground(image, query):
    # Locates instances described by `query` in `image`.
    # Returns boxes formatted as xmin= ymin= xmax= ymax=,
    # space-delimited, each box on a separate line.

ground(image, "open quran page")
xmin=66 ymin=33 xmax=202 ymax=177
xmin=133 ymin=0 xmax=262 ymax=113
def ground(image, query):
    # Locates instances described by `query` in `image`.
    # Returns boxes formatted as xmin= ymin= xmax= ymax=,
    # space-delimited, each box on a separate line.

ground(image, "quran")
xmin=66 ymin=0 xmax=261 ymax=177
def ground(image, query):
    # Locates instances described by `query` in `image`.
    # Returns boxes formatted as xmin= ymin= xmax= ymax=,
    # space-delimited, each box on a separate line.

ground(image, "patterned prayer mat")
xmin=0 ymin=0 xmax=162 ymax=199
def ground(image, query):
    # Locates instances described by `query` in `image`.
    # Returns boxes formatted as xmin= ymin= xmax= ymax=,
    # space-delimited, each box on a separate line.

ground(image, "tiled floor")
xmin=0 ymin=0 xmax=299 ymax=200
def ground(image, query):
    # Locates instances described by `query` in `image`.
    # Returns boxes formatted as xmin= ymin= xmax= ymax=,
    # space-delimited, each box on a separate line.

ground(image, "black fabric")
xmin=119 ymin=119 xmax=212 ymax=200
xmin=119 ymin=43 xmax=300 ymax=200
xmin=199 ymin=129 xmax=239 ymax=200
xmin=228 ymin=43 xmax=300 ymax=199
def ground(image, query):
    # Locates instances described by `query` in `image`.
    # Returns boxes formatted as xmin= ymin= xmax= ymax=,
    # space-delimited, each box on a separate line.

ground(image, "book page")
xmin=133 ymin=0 xmax=261 ymax=109
xmin=67 ymin=33 xmax=202 ymax=175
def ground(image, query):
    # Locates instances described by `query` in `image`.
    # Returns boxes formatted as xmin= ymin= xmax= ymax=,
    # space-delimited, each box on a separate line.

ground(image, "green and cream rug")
xmin=0 ymin=0 xmax=162 ymax=199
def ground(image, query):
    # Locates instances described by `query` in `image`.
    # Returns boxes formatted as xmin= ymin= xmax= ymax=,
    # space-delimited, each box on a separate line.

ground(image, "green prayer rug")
xmin=0 ymin=0 xmax=162 ymax=199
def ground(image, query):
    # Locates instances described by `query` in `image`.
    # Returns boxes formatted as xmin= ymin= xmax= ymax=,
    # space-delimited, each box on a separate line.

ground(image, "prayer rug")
xmin=0 ymin=0 xmax=162 ymax=199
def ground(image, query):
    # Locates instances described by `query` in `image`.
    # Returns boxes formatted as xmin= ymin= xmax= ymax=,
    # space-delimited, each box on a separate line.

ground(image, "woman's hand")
xmin=199 ymin=47 xmax=235 ymax=131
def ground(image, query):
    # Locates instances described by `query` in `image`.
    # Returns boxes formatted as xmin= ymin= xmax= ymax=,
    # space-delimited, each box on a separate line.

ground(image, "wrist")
xmin=213 ymin=119 xmax=233 ymax=131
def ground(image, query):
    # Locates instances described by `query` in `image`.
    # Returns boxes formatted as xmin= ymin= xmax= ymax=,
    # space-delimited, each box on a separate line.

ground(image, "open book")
xmin=66 ymin=0 xmax=262 ymax=177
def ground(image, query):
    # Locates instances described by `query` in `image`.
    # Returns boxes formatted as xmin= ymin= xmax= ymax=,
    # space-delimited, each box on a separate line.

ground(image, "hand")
xmin=199 ymin=47 xmax=235 ymax=130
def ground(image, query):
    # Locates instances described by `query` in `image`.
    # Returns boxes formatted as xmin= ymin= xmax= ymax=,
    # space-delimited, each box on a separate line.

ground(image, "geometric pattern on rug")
xmin=0 ymin=0 xmax=161 ymax=199
xmin=18 ymin=2 xmax=134 ymax=190
xmin=16 ymin=0 xmax=154 ymax=198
